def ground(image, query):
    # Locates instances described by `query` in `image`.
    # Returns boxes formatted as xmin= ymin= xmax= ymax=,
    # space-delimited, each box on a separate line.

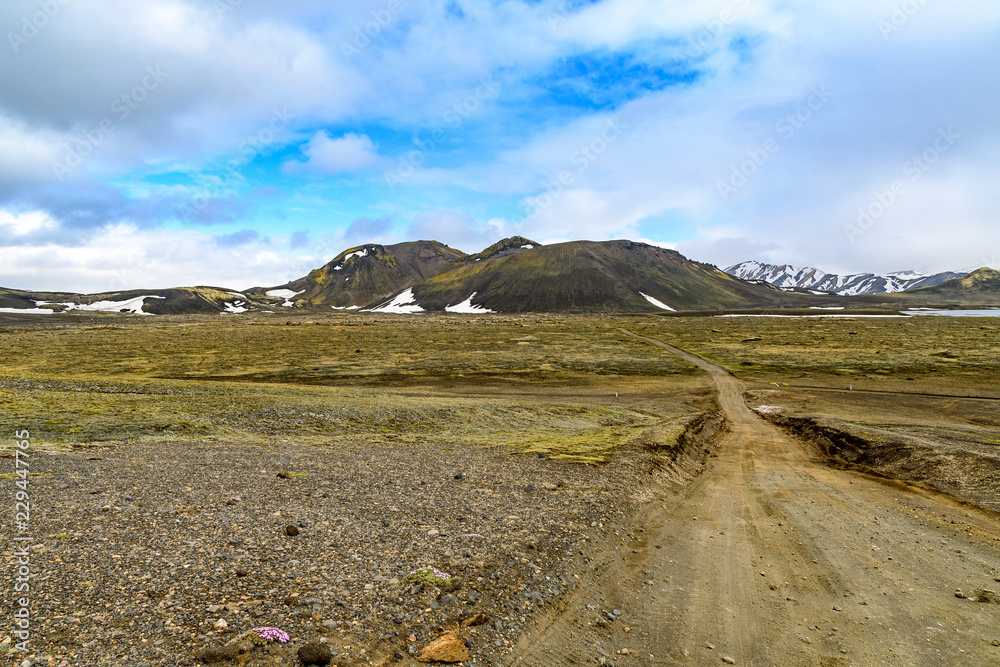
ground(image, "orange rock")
xmin=416 ymin=632 xmax=469 ymax=663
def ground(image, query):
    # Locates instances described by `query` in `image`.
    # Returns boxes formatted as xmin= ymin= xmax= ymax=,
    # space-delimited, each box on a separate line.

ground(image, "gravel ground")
xmin=2 ymin=436 xmax=651 ymax=666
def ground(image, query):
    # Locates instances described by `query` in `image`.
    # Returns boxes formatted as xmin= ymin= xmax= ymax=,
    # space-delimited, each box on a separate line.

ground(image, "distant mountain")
xmin=369 ymin=239 xmax=809 ymax=313
xmin=245 ymin=240 xmax=465 ymax=309
xmin=892 ymin=268 xmax=1000 ymax=306
xmin=725 ymin=261 xmax=966 ymax=296
xmin=0 ymin=286 xmax=261 ymax=315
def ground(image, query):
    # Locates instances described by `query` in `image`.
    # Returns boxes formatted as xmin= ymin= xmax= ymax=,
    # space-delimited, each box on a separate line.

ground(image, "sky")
xmin=1 ymin=0 xmax=998 ymax=293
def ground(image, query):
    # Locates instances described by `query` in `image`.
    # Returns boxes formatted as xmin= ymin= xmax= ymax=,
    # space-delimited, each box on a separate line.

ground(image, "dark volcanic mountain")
xmin=246 ymin=240 xmax=465 ymax=309
xmin=373 ymin=239 xmax=812 ymax=313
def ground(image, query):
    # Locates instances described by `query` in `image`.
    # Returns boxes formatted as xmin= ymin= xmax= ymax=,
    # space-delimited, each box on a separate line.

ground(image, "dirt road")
xmin=507 ymin=331 xmax=1000 ymax=666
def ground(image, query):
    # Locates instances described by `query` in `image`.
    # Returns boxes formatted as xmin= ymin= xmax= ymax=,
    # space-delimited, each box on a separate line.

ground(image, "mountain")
xmin=892 ymin=268 xmax=1000 ymax=306
xmin=368 ymin=239 xmax=810 ymax=313
xmin=0 ymin=286 xmax=261 ymax=316
xmin=725 ymin=261 xmax=966 ymax=296
xmin=245 ymin=240 xmax=465 ymax=309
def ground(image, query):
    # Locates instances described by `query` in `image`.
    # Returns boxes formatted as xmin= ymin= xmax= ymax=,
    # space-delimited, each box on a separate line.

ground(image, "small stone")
xmin=213 ymin=618 xmax=228 ymax=630
xmin=194 ymin=645 xmax=240 ymax=663
xmin=298 ymin=642 xmax=333 ymax=666
xmin=207 ymin=604 xmax=222 ymax=612
xmin=524 ymin=484 xmax=536 ymax=493
xmin=454 ymin=472 xmax=464 ymax=480
xmin=277 ymin=470 xmax=292 ymax=479
xmin=723 ymin=658 xmax=736 ymax=665
xmin=992 ymin=640 xmax=1000 ymax=647
xmin=462 ymin=613 xmax=489 ymax=627
xmin=395 ymin=652 xmax=405 ymax=662
xmin=427 ymin=529 xmax=440 ymax=537
xmin=704 ymin=642 xmax=715 ymax=650
xmin=285 ymin=524 xmax=300 ymax=536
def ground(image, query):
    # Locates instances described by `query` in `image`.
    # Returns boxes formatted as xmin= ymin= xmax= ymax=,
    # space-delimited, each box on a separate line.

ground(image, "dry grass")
xmin=631 ymin=315 xmax=1000 ymax=397
xmin=0 ymin=313 xmax=702 ymax=463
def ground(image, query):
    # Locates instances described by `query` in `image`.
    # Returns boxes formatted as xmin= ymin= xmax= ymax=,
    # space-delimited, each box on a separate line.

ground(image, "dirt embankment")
xmin=761 ymin=411 xmax=1000 ymax=513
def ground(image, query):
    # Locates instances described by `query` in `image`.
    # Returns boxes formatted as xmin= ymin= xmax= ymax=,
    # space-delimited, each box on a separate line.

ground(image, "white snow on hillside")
xmin=333 ymin=248 xmax=369 ymax=270
xmin=367 ymin=288 xmax=425 ymax=314
xmin=49 ymin=295 xmax=166 ymax=315
xmin=640 ymin=293 xmax=675 ymax=311
xmin=445 ymin=293 xmax=494 ymax=313
xmin=265 ymin=289 xmax=304 ymax=306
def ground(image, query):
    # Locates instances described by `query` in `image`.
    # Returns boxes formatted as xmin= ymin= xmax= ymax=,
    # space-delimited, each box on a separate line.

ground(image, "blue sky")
xmin=1 ymin=0 xmax=999 ymax=292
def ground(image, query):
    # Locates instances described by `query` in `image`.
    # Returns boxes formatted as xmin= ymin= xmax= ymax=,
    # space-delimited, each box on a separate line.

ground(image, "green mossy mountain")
xmin=404 ymin=239 xmax=810 ymax=312
xmin=890 ymin=268 xmax=1000 ymax=306
xmin=247 ymin=240 xmax=465 ymax=309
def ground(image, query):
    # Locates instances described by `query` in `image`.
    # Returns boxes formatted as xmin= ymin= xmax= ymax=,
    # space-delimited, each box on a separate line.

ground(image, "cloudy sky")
xmin=1 ymin=0 xmax=998 ymax=292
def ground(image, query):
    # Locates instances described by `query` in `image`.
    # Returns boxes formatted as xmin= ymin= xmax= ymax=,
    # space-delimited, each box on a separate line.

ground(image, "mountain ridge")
xmin=726 ymin=260 xmax=966 ymax=296
xmin=2 ymin=240 xmax=996 ymax=316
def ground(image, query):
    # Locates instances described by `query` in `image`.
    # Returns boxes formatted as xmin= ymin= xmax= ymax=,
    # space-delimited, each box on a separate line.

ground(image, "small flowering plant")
xmin=402 ymin=566 xmax=453 ymax=587
xmin=242 ymin=626 xmax=289 ymax=645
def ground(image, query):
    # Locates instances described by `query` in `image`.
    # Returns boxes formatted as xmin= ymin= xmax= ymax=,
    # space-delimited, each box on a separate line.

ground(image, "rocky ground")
xmin=1 ymin=435 xmax=659 ymax=666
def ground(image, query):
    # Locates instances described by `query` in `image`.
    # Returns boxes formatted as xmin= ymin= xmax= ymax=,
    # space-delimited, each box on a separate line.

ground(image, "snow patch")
xmin=49 ymin=295 xmax=166 ymax=315
xmin=640 ymin=293 xmax=675 ymax=311
xmin=331 ymin=305 xmax=361 ymax=310
xmin=753 ymin=405 xmax=783 ymax=414
xmin=520 ymin=244 xmax=534 ymax=249
xmin=809 ymin=306 xmax=845 ymax=310
xmin=367 ymin=288 xmax=425 ymax=314
xmin=223 ymin=301 xmax=249 ymax=314
xmin=265 ymin=289 xmax=304 ymax=307
xmin=445 ymin=293 xmax=494 ymax=313
xmin=333 ymin=248 xmax=369 ymax=270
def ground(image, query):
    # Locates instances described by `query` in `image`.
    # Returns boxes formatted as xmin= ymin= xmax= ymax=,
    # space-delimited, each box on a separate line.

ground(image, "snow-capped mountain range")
xmin=725 ymin=261 xmax=967 ymax=296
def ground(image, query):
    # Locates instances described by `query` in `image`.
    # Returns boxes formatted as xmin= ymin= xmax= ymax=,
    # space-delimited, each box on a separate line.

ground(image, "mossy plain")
xmin=1 ymin=311 xmax=995 ymax=464
xmin=0 ymin=313 xmax=703 ymax=464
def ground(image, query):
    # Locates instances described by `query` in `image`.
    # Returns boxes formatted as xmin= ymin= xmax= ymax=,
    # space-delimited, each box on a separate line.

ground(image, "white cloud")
xmin=283 ymin=131 xmax=386 ymax=175
xmin=0 ymin=210 xmax=58 ymax=236
xmin=0 ymin=220 xmax=319 ymax=293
